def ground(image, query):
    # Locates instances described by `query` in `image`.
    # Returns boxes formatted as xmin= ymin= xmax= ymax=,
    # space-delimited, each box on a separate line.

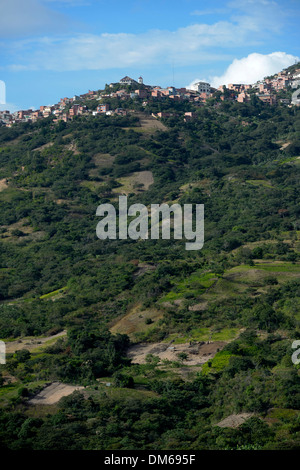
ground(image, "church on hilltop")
xmin=119 ymin=76 xmax=143 ymax=86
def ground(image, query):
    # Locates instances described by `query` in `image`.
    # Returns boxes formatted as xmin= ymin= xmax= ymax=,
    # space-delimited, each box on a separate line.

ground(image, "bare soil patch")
xmin=140 ymin=117 xmax=167 ymax=131
xmin=65 ymin=142 xmax=80 ymax=154
xmin=127 ymin=341 xmax=227 ymax=365
xmin=215 ymin=413 xmax=254 ymax=428
xmin=275 ymin=141 xmax=291 ymax=150
xmin=88 ymin=153 xmax=115 ymax=179
xmin=135 ymin=112 xmax=168 ymax=131
xmin=188 ymin=302 xmax=208 ymax=312
xmin=2 ymin=374 xmax=18 ymax=385
xmin=161 ymin=299 xmax=184 ymax=308
xmin=133 ymin=170 xmax=154 ymax=189
xmin=113 ymin=170 xmax=154 ymax=195
xmin=28 ymin=382 xmax=84 ymax=405
xmin=92 ymin=153 xmax=115 ymax=168
xmin=1 ymin=218 xmax=34 ymax=237
xmin=0 ymin=178 xmax=8 ymax=192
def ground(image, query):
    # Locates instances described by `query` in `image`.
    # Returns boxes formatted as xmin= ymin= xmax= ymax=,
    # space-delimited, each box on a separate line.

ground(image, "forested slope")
xmin=0 ymin=89 xmax=299 ymax=450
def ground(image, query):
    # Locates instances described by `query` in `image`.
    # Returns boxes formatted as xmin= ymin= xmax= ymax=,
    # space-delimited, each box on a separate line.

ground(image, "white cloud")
xmin=187 ymin=78 xmax=208 ymax=90
xmin=209 ymin=52 xmax=299 ymax=87
xmin=228 ymin=0 xmax=287 ymax=34
xmin=4 ymin=18 xmax=270 ymax=72
xmin=1 ymin=0 xmax=293 ymax=74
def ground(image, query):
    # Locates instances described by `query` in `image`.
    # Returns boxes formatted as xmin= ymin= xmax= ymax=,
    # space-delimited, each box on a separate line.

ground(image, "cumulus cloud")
xmin=1 ymin=0 xmax=294 ymax=75
xmin=4 ymin=18 xmax=273 ymax=72
xmin=209 ymin=52 xmax=299 ymax=87
xmin=187 ymin=78 xmax=209 ymax=90
xmin=18 ymin=25 xmax=238 ymax=71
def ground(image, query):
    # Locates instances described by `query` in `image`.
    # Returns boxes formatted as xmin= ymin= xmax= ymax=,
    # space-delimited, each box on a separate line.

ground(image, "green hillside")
xmin=0 ymin=89 xmax=299 ymax=450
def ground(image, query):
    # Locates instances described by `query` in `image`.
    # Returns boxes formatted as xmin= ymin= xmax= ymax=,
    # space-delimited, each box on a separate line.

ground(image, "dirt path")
xmin=28 ymin=382 xmax=84 ymax=405
xmin=5 ymin=330 xmax=67 ymax=353
xmin=33 ymin=142 xmax=53 ymax=152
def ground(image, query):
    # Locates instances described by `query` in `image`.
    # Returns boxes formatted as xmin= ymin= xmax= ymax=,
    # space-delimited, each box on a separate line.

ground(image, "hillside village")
xmin=1 ymin=66 xmax=300 ymax=127
xmin=0 ymin=60 xmax=300 ymax=452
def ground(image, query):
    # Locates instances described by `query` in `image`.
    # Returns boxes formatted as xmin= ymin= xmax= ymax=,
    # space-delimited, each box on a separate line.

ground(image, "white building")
xmin=190 ymin=81 xmax=211 ymax=93
xmin=119 ymin=76 xmax=138 ymax=86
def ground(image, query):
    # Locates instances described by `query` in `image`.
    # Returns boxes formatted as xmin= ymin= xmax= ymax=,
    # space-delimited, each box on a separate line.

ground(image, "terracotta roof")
xmin=120 ymin=76 xmax=136 ymax=82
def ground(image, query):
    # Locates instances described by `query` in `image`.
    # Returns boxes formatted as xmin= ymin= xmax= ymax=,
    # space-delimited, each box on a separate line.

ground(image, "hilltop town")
xmin=1 ymin=65 xmax=300 ymax=127
xmin=0 ymin=58 xmax=300 ymax=452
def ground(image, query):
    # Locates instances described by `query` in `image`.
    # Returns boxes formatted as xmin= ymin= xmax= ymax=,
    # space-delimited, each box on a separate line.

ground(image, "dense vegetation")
xmin=0 ymin=70 xmax=300 ymax=450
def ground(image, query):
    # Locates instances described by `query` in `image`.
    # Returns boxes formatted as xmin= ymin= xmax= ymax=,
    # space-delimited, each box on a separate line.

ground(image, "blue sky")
xmin=0 ymin=0 xmax=299 ymax=111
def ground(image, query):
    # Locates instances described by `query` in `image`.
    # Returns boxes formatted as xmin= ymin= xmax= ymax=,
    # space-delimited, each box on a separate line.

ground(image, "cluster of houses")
xmin=218 ymin=67 xmax=300 ymax=105
xmin=103 ymin=76 xmax=214 ymax=105
xmin=1 ymin=68 xmax=300 ymax=127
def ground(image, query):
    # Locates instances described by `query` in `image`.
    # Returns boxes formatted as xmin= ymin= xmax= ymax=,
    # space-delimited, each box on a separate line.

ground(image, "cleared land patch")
xmin=0 ymin=178 xmax=8 ymax=192
xmin=127 ymin=340 xmax=228 ymax=366
xmin=139 ymin=115 xmax=168 ymax=131
xmin=200 ymin=262 xmax=300 ymax=302
xmin=163 ymin=328 xmax=240 ymax=344
xmin=28 ymin=382 xmax=84 ymax=405
xmin=246 ymin=179 xmax=273 ymax=188
xmin=90 ymin=153 xmax=115 ymax=171
xmin=110 ymin=303 xmax=163 ymax=340
xmin=65 ymin=142 xmax=80 ymax=154
xmin=0 ymin=217 xmax=34 ymax=236
xmin=0 ymin=217 xmax=45 ymax=243
xmin=160 ymin=271 xmax=218 ymax=304
xmin=227 ymin=262 xmax=300 ymax=282
xmin=215 ymin=413 xmax=254 ymax=428
xmin=112 ymin=170 xmax=154 ymax=195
